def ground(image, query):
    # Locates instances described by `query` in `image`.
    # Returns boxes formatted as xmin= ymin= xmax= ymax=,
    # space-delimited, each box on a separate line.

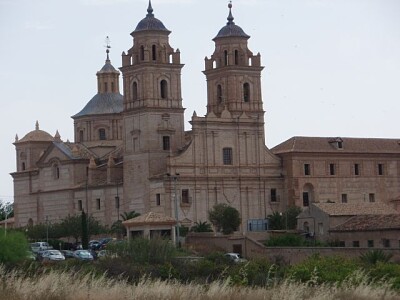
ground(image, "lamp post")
xmin=115 ymin=180 xmax=120 ymax=221
xmin=46 ymin=215 xmax=49 ymax=243
xmin=167 ymin=173 xmax=180 ymax=247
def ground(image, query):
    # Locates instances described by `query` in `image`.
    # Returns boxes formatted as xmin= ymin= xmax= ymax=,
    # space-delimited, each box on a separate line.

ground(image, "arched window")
xmin=53 ymin=163 xmax=60 ymax=179
xmin=99 ymin=128 xmax=106 ymax=140
xmin=140 ymin=45 xmax=145 ymax=61
xmin=243 ymin=83 xmax=250 ymax=102
xmin=160 ymin=80 xmax=168 ymax=99
xmin=132 ymin=82 xmax=138 ymax=100
xmin=152 ymin=45 xmax=157 ymax=61
xmin=234 ymin=50 xmax=239 ymax=65
xmin=104 ymin=82 xmax=108 ymax=92
xmin=217 ymin=85 xmax=223 ymax=104
xmin=111 ymin=82 xmax=115 ymax=92
xmin=224 ymin=50 xmax=228 ymax=66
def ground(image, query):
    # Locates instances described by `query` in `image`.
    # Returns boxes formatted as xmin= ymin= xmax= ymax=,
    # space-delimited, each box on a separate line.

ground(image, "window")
xmin=354 ymin=163 xmax=360 ymax=176
xmin=338 ymin=241 xmax=345 ymax=247
xmin=368 ymin=240 xmax=374 ymax=248
xmin=181 ymin=189 xmax=189 ymax=204
xmin=243 ymin=83 xmax=250 ymax=102
xmin=303 ymin=192 xmax=309 ymax=207
xmin=223 ymin=147 xmax=233 ymax=165
xmin=152 ymin=45 xmax=157 ymax=61
xmin=115 ymin=196 xmax=120 ymax=209
xmin=383 ymin=239 xmax=391 ymax=248
xmin=111 ymin=82 xmax=114 ymax=92
xmin=140 ymin=45 xmax=145 ymax=61
xmin=78 ymin=200 xmax=83 ymax=211
xmin=270 ymin=188 xmax=277 ymax=202
xmin=217 ymin=84 xmax=223 ymax=103
xmin=53 ymin=164 xmax=60 ymax=179
xmin=160 ymin=80 xmax=168 ymax=99
xmin=341 ymin=193 xmax=347 ymax=203
xmin=369 ymin=193 xmax=375 ymax=203
xmin=22 ymin=162 xmax=26 ymax=171
xmin=162 ymin=136 xmax=170 ymax=150
xmin=156 ymin=194 xmax=161 ymax=206
xmin=224 ymin=50 xmax=228 ymax=66
xmin=337 ymin=141 xmax=343 ymax=149
xmin=99 ymin=129 xmax=106 ymax=140
xmin=96 ymin=198 xmax=101 ymax=210
xmin=318 ymin=223 xmax=324 ymax=235
xmin=104 ymin=82 xmax=108 ymax=92
xmin=247 ymin=219 xmax=268 ymax=231
xmin=234 ymin=50 xmax=239 ymax=65
xmin=329 ymin=163 xmax=335 ymax=175
xmin=132 ymin=82 xmax=138 ymax=100
xmin=378 ymin=163 xmax=384 ymax=175
xmin=353 ymin=241 xmax=360 ymax=247
xmin=304 ymin=164 xmax=311 ymax=176
xmin=79 ymin=130 xmax=84 ymax=142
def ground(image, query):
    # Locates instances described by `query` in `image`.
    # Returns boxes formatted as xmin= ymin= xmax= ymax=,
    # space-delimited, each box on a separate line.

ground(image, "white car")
xmin=224 ymin=252 xmax=247 ymax=263
xmin=73 ymin=250 xmax=94 ymax=261
xmin=41 ymin=250 xmax=65 ymax=261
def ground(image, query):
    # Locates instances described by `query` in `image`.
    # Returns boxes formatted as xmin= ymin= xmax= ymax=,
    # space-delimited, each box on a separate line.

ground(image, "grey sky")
xmin=1 ymin=0 xmax=399 ymax=203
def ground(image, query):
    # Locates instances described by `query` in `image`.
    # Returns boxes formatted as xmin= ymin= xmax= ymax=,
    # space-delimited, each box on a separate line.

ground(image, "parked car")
xmin=30 ymin=242 xmax=52 ymax=253
xmin=89 ymin=240 xmax=100 ymax=250
xmin=73 ymin=250 xmax=94 ymax=261
xmin=61 ymin=250 xmax=75 ymax=259
xmin=224 ymin=253 xmax=247 ymax=263
xmin=25 ymin=250 xmax=36 ymax=261
xmin=41 ymin=250 xmax=65 ymax=261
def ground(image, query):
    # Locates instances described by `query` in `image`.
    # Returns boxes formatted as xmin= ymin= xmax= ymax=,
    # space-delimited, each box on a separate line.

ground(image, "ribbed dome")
xmin=18 ymin=122 xmax=54 ymax=143
xmin=133 ymin=1 xmax=169 ymax=33
xmin=214 ymin=3 xmax=249 ymax=40
xmin=98 ymin=60 xmax=119 ymax=74
xmin=72 ymin=93 xmax=123 ymax=118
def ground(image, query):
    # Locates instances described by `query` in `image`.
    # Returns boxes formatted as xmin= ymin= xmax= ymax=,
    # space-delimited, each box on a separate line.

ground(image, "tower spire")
xmin=105 ymin=36 xmax=111 ymax=62
xmin=35 ymin=120 xmax=39 ymax=130
xmin=147 ymin=0 xmax=154 ymax=17
xmin=227 ymin=1 xmax=234 ymax=25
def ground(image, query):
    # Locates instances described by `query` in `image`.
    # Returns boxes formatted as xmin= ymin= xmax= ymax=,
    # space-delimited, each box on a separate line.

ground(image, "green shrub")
xmin=265 ymin=234 xmax=305 ymax=247
xmin=0 ymin=230 xmax=29 ymax=264
xmin=360 ymin=250 xmax=393 ymax=265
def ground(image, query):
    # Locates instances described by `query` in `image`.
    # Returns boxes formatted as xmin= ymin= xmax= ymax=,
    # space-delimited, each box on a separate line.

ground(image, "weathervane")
xmin=105 ymin=36 xmax=111 ymax=60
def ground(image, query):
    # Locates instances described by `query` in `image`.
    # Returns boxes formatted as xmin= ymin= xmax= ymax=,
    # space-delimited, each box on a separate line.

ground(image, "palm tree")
xmin=191 ymin=221 xmax=213 ymax=233
xmin=120 ymin=210 xmax=140 ymax=221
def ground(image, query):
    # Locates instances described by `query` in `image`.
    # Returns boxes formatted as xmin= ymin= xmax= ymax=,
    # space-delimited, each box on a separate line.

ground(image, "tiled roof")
xmin=313 ymin=202 xmax=398 ymax=216
xmin=17 ymin=129 xmax=54 ymax=143
xmin=72 ymin=92 xmax=123 ymax=118
xmin=331 ymin=214 xmax=400 ymax=232
xmin=271 ymin=136 xmax=400 ymax=154
xmin=122 ymin=212 xmax=176 ymax=226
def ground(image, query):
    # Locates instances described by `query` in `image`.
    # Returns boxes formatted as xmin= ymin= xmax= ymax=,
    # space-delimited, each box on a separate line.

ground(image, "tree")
xmin=209 ymin=203 xmax=241 ymax=235
xmin=191 ymin=221 xmax=213 ymax=233
xmin=0 ymin=201 xmax=13 ymax=221
xmin=0 ymin=230 xmax=28 ymax=263
xmin=268 ymin=212 xmax=284 ymax=230
xmin=120 ymin=210 xmax=140 ymax=221
xmin=81 ymin=211 xmax=89 ymax=249
xmin=267 ymin=206 xmax=302 ymax=230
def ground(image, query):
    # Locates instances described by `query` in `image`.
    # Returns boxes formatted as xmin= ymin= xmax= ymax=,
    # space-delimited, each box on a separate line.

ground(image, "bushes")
xmin=0 ymin=230 xmax=29 ymax=264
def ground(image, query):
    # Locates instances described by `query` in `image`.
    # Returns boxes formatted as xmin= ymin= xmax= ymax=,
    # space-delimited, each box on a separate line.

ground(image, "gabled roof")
xmin=271 ymin=136 xmax=400 ymax=154
xmin=122 ymin=211 xmax=176 ymax=226
xmin=313 ymin=202 xmax=397 ymax=216
xmin=331 ymin=214 xmax=400 ymax=232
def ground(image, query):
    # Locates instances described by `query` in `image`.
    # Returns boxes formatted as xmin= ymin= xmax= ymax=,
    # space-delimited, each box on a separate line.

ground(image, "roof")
xmin=72 ymin=92 xmax=123 ymax=118
xmin=271 ymin=136 xmax=400 ymax=154
xmin=97 ymin=59 xmax=119 ymax=74
xmin=17 ymin=121 xmax=54 ymax=143
xmin=133 ymin=2 xmax=169 ymax=33
xmin=122 ymin=211 xmax=176 ymax=226
xmin=331 ymin=214 xmax=400 ymax=232
xmin=214 ymin=3 xmax=249 ymax=40
xmin=313 ymin=202 xmax=398 ymax=216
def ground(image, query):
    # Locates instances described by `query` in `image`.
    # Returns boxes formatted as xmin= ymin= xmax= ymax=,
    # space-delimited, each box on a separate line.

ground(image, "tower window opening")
xmin=223 ymin=147 xmax=233 ymax=165
xmin=234 ymin=50 xmax=239 ymax=65
xmin=224 ymin=50 xmax=228 ymax=66
xmin=79 ymin=130 xmax=84 ymax=142
xmin=217 ymin=85 xmax=223 ymax=104
xmin=132 ymin=82 xmax=138 ymax=100
xmin=243 ymin=83 xmax=250 ymax=102
xmin=111 ymin=82 xmax=115 ymax=92
xmin=160 ymin=80 xmax=168 ymax=99
xmin=152 ymin=45 xmax=157 ymax=61
xmin=163 ymin=136 xmax=170 ymax=150
xmin=104 ymin=82 xmax=108 ymax=92
xmin=22 ymin=162 xmax=26 ymax=171
xmin=140 ymin=45 xmax=145 ymax=61
xmin=99 ymin=128 xmax=106 ymax=140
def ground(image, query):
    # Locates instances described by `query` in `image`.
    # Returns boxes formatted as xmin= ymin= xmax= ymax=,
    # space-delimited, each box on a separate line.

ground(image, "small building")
xmin=297 ymin=202 xmax=399 ymax=244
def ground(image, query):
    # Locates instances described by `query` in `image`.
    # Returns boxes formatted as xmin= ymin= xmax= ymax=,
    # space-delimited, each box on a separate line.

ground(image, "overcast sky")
xmin=1 ymin=0 xmax=399 ymax=203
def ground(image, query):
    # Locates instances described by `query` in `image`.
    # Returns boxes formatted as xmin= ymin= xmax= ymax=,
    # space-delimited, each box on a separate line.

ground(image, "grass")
xmin=1 ymin=265 xmax=399 ymax=300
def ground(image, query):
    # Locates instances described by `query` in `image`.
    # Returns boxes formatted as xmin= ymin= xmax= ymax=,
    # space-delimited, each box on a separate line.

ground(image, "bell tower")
xmin=204 ymin=3 xmax=264 ymax=120
xmin=120 ymin=0 xmax=185 ymax=213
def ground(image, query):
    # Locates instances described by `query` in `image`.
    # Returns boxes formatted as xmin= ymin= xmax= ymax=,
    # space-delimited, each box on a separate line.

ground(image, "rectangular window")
xmin=78 ymin=200 xmax=82 ymax=211
xmin=99 ymin=129 xmax=106 ymax=140
xmin=163 ymin=136 xmax=170 ymax=150
xmin=368 ymin=240 xmax=374 ymax=248
xmin=79 ymin=130 xmax=84 ymax=142
xmin=156 ymin=194 xmax=161 ymax=206
xmin=304 ymin=164 xmax=310 ymax=175
xmin=329 ymin=163 xmax=335 ymax=175
xmin=96 ymin=198 xmax=101 ymax=210
xmin=378 ymin=163 xmax=384 ymax=175
xmin=383 ymin=239 xmax=391 ymax=248
xmin=369 ymin=193 xmax=375 ymax=203
xmin=353 ymin=241 xmax=360 ymax=248
xmin=354 ymin=163 xmax=360 ymax=176
xmin=341 ymin=194 xmax=348 ymax=203
xmin=270 ymin=188 xmax=277 ymax=202
xmin=303 ymin=192 xmax=309 ymax=207
xmin=181 ymin=189 xmax=189 ymax=204
xmin=115 ymin=196 xmax=120 ymax=209
xmin=223 ymin=148 xmax=233 ymax=165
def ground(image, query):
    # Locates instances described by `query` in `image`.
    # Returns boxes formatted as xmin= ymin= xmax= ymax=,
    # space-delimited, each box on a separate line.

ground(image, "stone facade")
xmin=11 ymin=3 xmax=400 ymax=235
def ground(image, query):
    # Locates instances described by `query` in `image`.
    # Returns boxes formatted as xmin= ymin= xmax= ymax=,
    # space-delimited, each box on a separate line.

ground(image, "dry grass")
xmin=0 ymin=266 xmax=398 ymax=300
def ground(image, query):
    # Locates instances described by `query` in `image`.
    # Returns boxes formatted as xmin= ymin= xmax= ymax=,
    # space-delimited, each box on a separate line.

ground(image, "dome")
xmin=18 ymin=121 xmax=54 ymax=143
xmin=214 ymin=3 xmax=250 ymax=40
xmin=72 ymin=93 xmax=123 ymax=118
xmin=97 ymin=59 xmax=119 ymax=74
xmin=133 ymin=1 xmax=169 ymax=33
